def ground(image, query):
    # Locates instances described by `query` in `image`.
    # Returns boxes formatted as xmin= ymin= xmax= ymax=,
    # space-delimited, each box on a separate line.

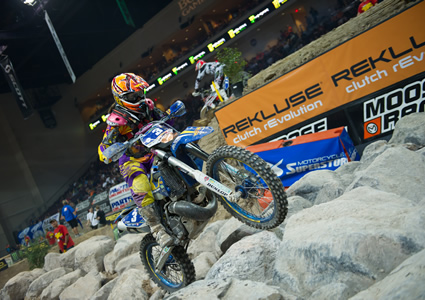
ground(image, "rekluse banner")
xmin=215 ymin=1 xmax=425 ymax=147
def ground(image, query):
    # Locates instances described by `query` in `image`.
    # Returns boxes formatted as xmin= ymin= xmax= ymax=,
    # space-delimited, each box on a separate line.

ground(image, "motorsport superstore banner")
xmin=246 ymin=127 xmax=360 ymax=187
xmin=215 ymin=1 xmax=425 ymax=147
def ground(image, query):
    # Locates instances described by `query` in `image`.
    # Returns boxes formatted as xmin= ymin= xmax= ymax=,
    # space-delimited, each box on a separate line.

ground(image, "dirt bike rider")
xmin=192 ymin=59 xmax=225 ymax=98
xmin=98 ymin=73 xmax=173 ymax=248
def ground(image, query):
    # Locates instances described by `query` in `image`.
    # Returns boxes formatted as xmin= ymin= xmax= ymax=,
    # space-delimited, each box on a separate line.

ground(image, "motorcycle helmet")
xmin=195 ymin=60 xmax=205 ymax=71
xmin=111 ymin=73 xmax=150 ymax=113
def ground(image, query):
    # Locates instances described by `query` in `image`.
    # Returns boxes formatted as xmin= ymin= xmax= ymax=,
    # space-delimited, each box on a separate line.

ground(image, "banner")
xmin=0 ymin=55 xmax=33 ymax=119
xmin=92 ymin=191 xmax=108 ymax=205
xmin=215 ymin=1 xmax=425 ymax=147
xmin=76 ymin=199 xmax=90 ymax=212
xmin=42 ymin=212 xmax=60 ymax=233
xmin=246 ymin=127 xmax=359 ymax=187
xmin=109 ymin=182 xmax=134 ymax=212
xmin=0 ymin=259 xmax=8 ymax=272
xmin=17 ymin=227 xmax=31 ymax=246
xmin=29 ymin=221 xmax=45 ymax=241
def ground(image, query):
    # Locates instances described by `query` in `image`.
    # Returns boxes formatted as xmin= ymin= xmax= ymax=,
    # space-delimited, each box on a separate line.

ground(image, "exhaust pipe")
xmin=167 ymin=195 xmax=218 ymax=221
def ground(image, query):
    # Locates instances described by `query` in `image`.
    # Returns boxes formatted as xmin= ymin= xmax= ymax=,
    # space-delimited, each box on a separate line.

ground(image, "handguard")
xmin=102 ymin=142 xmax=129 ymax=164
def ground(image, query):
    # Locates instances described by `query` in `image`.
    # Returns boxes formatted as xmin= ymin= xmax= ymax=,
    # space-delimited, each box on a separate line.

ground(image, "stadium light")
xmin=22 ymin=0 xmax=37 ymax=6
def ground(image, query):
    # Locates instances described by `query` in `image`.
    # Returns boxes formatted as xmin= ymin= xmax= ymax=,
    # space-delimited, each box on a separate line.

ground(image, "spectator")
xmin=86 ymin=207 xmax=99 ymax=230
xmin=95 ymin=205 xmax=107 ymax=228
xmin=60 ymin=199 xmax=81 ymax=237
xmin=46 ymin=231 xmax=56 ymax=246
xmin=69 ymin=200 xmax=84 ymax=230
xmin=358 ymin=0 xmax=377 ymax=15
xmin=50 ymin=219 xmax=75 ymax=253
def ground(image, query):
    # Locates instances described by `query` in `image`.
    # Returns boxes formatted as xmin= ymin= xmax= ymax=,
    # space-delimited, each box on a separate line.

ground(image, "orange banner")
xmin=216 ymin=1 xmax=425 ymax=147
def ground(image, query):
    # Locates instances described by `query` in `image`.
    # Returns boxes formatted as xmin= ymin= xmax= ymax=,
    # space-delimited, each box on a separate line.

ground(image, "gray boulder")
xmin=40 ymin=269 xmax=84 ymax=300
xmin=114 ymin=252 xmax=144 ymax=275
xmin=59 ymin=271 xmax=102 ymax=300
xmin=346 ymin=146 xmax=425 ymax=202
xmin=25 ymin=267 xmax=71 ymax=300
xmin=389 ymin=112 xmax=425 ymax=146
xmin=104 ymin=233 xmax=145 ymax=274
xmin=350 ymin=248 xmax=425 ymax=300
xmin=164 ymin=278 xmax=293 ymax=300
xmin=273 ymin=187 xmax=425 ymax=298
xmin=0 ymin=268 xmax=45 ymax=300
xmin=206 ymin=231 xmax=280 ymax=282
xmin=73 ymin=235 xmax=115 ymax=273
xmin=107 ymin=269 xmax=150 ymax=300
xmin=43 ymin=252 xmax=61 ymax=271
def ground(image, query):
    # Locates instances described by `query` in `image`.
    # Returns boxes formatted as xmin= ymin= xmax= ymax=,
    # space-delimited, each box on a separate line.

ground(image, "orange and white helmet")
xmin=111 ymin=73 xmax=150 ymax=112
xmin=195 ymin=60 xmax=205 ymax=71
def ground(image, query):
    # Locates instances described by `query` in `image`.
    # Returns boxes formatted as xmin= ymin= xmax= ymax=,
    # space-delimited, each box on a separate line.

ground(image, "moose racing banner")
xmin=215 ymin=1 xmax=425 ymax=147
xmin=0 ymin=55 xmax=33 ymax=119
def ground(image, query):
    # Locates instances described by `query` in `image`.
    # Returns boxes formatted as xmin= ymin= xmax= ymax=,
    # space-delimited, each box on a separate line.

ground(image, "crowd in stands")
xmin=26 ymin=161 xmax=122 ymax=228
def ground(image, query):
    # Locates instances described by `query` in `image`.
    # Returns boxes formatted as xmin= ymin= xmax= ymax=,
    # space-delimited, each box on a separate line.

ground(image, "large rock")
xmin=43 ymin=253 xmax=61 ymax=271
xmin=107 ymin=269 xmax=150 ymax=300
xmin=215 ymin=217 xmax=261 ymax=254
xmin=389 ymin=112 xmax=425 ymax=146
xmin=59 ymin=271 xmax=102 ymax=300
xmin=192 ymin=251 xmax=217 ymax=280
xmin=273 ymin=187 xmax=425 ymax=298
xmin=346 ymin=146 xmax=425 ymax=202
xmin=0 ymin=268 xmax=45 ymax=300
xmin=114 ymin=252 xmax=144 ymax=275
xmin=104 ymin=233 xmax=145 ymax=273
xmin=350 ymin=248 xmax=425 ymax=299
xmin=40 ymin=269 xmax=84 ymax=300
xmin=90 ymin=277 xmax=117 ymax=300
xmin=164 ymin=278 xmax=294 ymax=300
xmin=286 ymin=170 xmax=345 ymax=205
xmin=206 ymin=231 xmax=280 ymax=282
xmin=187 ymin=220 xmax=226 ymax=259
xmin=72 ymin=235 xmax=115 ymax=273
xmin=25 ymin=267 xmax=71 ymax=300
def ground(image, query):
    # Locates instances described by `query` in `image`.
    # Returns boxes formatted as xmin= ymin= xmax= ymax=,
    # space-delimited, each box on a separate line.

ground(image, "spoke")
xmin=213 ymin=157 xmax=276 ymax=220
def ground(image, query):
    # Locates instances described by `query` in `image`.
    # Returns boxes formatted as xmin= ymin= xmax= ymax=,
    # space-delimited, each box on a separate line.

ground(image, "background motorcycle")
xmin=199 ymin=76 xmax=230 ymax=119
xmin=105 ymin=100 xmax=288 ymax=292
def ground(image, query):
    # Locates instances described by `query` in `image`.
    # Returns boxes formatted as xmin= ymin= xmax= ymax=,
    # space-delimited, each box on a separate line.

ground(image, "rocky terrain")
xmin=1 ymin=111 xmax=424 ymax=300
xmin=1 ymin=1 xmax=424 ymax=299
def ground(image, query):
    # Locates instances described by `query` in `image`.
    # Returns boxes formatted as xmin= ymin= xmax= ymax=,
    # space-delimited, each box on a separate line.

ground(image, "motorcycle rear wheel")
xmin=139 ymin=234 xmax=195 ymax=293
xmin=206 ymin=145 xmax=288 ymax=229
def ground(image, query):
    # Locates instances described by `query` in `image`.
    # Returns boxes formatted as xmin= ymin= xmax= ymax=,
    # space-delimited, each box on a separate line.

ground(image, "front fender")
xmin=171 ymin=126 xmax=214 ymax=156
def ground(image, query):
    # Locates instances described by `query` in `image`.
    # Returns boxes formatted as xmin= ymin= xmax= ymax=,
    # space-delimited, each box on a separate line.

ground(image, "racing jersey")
xmin=53 ymin=224 xmax=74 ymax=252
xmin=194 ymin=61 xmax=225 ymax=91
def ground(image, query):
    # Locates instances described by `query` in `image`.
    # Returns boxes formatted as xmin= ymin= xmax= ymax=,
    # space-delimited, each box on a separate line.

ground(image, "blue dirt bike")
xmin=105 ymin=100 xmax=287 ymax=293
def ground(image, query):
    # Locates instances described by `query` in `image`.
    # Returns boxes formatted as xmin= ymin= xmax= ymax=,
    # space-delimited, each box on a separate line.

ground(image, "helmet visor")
xmin=121 ymin=90 xmax=145 ymax=103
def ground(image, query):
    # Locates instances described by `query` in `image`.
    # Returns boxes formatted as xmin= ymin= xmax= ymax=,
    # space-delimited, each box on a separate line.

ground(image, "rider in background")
xmin=192 ymin=59 xmax=225 ymax=97
xmin=98 ymin=73 xmax=172 ymax=248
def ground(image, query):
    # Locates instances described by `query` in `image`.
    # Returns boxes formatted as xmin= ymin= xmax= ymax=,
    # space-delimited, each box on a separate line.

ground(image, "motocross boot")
xmin=140 ymin=203 xmax=173 ymax=248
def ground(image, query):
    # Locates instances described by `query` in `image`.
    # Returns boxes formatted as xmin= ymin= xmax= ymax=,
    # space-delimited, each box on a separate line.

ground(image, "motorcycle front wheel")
xmin=206 ymin=145 xmax=288 ymax=229
xmin=139 ymin=234 xmax=195 ymax=293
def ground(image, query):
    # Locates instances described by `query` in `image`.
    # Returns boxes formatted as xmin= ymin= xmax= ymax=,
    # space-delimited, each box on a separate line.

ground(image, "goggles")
xmin=121 ymin=90 xmax=145 ymax=103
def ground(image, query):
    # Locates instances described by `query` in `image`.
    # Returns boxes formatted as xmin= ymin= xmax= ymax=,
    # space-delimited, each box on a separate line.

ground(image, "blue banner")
xmin=251 ymin=128 xmax=360 ymax=187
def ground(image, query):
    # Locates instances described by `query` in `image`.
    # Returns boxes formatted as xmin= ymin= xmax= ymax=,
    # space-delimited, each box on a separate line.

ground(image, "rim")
xmin=212 ymin=158 xmax=275 ymax=222
xmin=145 ymin=243 xmax=184 ymax=288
